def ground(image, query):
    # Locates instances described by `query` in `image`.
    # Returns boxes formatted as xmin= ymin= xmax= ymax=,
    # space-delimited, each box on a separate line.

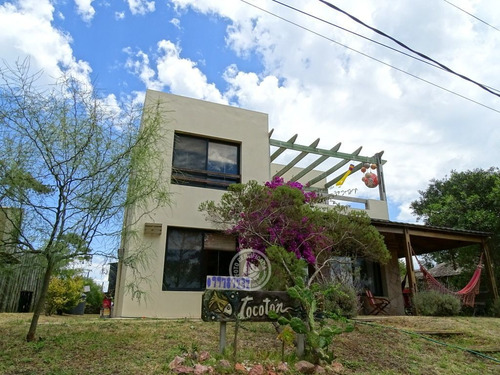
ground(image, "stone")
xmin=198 ymin=351 xmax=210 ymax=362
xmin=277 ymin=362 xmax=289 ymax=372
xmin=248 ymin=364 xmax=265 ymax=375
xmin=235 ymin=362 xmax=247 ymax=373
xmin=169 ymin=356 xmax=185 ymax=370
xmin=313 ymin=365 xmax=326 ymax=374
xmin=173 ymin=365 xmax=194 ymax=374
xmin=294 ymin=360 xmax=316 ymax=374
xmin=330 ymin=362 xmax=344 ymax=374
xmin=193 ymin=364 xmax=209 ymax=374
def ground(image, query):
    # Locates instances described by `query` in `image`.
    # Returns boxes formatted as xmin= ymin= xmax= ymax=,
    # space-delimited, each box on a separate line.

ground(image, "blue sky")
xmin=2 ymin=0 xmax=500 ymax=280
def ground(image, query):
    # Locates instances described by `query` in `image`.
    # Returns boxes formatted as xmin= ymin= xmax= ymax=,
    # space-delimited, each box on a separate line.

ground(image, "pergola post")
xmin=403 ymin=229 xmax=418 ymax=291
xmin=482 ymin=240 xmax=499 ymax=302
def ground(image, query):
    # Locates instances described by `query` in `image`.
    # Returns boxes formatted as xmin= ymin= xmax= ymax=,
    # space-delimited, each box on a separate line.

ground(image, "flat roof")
xmin=371 ymin=219 xmax=491 ymax=257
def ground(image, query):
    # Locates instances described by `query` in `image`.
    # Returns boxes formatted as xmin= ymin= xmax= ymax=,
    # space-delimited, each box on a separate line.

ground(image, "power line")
xmin=318 ymin=0 xmax=500 ymax=98
xmin=271 ymin=0 xmax=445 ymax=72
xmin=273 ymin=0 xmax=499 ymax=95
xmin=239 ymin=0 xmax=500 ymax=114
xmin=441 ymin=0 xmax=500 ymax=32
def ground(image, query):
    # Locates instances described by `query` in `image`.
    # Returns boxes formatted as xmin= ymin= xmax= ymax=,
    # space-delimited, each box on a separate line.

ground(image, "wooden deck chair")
xmin=365 ymin=289 xmax=390 ymax=315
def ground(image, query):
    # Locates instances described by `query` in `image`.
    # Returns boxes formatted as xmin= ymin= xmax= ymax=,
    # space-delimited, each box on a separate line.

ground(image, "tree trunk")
xmin=26 ymin=259 xmax=53 ymax=342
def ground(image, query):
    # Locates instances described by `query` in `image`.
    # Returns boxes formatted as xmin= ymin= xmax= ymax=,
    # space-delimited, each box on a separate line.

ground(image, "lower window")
xmin=163 ymin=227 xmax=236 ymax=291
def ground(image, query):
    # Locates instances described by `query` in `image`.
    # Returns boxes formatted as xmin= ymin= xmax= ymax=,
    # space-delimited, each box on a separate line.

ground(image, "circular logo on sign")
xmin=229 ymin=249 xmax=271 ymax=291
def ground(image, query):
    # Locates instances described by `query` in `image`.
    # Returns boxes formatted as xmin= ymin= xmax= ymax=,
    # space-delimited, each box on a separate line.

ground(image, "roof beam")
xmin=274 ymin=138 xmax=321 ymax=177
xmin=289 ymin=143 xmax=341 ymax=182
xmin=308 ymin=147 xmax=362 ymax=187
xmin=270 ymin=134 xmax=297 ymax=161
xmin=269 ymin=138 xmax=385 ymax=164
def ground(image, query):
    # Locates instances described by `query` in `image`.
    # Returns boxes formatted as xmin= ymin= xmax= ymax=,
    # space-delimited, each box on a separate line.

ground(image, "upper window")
xmin=163 ymin=227 xmax=236 ymax=291
xmin=172 ymin=133 xmax=240 ymax=189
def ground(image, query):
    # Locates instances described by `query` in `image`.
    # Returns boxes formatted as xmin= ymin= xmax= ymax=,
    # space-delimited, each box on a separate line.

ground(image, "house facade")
xmin=113 ymin=90 xmax=498 ymax=319
xmin=114 ymin=90 xmax=271 ymax=318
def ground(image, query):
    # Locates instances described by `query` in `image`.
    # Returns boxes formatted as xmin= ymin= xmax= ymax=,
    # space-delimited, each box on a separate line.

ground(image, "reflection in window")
xmin=172 ymin=133 xmax=240 ymax=189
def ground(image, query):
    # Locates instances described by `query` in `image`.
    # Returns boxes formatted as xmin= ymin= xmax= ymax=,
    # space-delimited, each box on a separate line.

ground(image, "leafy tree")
xmin=410 ymin=168 xmax=500 ymax=288
xmin=0 ymin=60 xmax=171 ymax=341
xmin=45 ymin=275 xmax=84 ymax=316
xmin=83 ymin=278 xmax=104 ymax=314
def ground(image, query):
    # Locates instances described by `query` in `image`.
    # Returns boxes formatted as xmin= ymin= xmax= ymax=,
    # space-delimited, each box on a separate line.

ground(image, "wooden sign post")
xmin=202 ymin=289 xmax=303 ymax=354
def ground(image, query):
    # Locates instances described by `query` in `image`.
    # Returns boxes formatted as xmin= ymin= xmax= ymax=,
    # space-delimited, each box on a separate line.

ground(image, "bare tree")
xmin=0 ymin=59 xmax=171 ymax=341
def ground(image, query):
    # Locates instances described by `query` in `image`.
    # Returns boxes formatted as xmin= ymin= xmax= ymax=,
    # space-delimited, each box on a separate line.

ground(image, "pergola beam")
xmin=308 ymin=147 xmax=362 ymax=187
xmin=274 ymin=138 xmax=320 ymax=177
xmin=270 ymin=134 xmax=298 ymax=161
xmin=269 ymin=138 xmax=386 ymax=164
xmin=288 ymin=143 xmax=341 ymax=182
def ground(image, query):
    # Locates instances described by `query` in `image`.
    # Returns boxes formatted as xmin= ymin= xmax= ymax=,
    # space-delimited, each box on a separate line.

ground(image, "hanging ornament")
xmin=370 ymin=163 xmax=377 ymax=170
xmin=362 ymin=172 xmax=379 ymax=188
xmin=336 ymin=164 xmax=355 ymax=186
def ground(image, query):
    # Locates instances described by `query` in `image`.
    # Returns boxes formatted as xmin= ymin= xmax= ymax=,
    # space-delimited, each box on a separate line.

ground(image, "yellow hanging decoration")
xmin=336 ymin=164 xmax=355 ymax=186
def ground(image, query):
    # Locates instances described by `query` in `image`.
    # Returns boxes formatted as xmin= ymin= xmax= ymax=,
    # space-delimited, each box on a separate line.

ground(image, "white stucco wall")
xmin=114 ymin=90 xmax=270 ymax=318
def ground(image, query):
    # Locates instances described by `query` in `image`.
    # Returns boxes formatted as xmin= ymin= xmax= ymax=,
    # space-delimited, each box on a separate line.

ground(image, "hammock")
xmin=415 ymin=252 xmax=483 ymax=307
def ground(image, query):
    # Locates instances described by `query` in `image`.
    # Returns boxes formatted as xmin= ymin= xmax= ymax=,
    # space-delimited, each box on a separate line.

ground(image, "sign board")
xmin=206 ymin=275 xmax=251 ymax=291
xmin=201 ymin=290 xmax=302 ymax=322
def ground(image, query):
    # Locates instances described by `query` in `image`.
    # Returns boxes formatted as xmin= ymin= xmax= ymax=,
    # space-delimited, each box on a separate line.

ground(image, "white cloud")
xmin=125 ymin=40 xmax=227 ymax=104
xmin=74 ymin=0 xmax=96 ymax=23
xmin=170 ymin=17 xmax=180 ymax=29
xmin=126 ymin=0 xmax=155 ymax=16
xmin=158 ymin=0 xmax=500 ymax=223
xmin=115 ymin=11 xmax=125 ymax=20
xmin=3 ymin=0 xmax=499 ymax=228
xmin=0 ymin=0 xmax=92 ymax=85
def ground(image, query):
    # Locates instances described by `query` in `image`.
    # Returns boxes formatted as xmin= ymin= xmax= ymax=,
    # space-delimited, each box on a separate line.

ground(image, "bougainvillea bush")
xmin=200 ymin=177 xmax=390 ymax=362
xmin=200 ymin=176 xmax=389 ymax=285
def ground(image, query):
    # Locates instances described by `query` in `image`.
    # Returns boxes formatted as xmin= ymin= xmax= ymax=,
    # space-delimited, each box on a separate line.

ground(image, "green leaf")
xmin=277 ymin=316 xmax=290 ymax=326
xmin=289 ymin=317 xmax=307 ymax=334
xmin=268 ymin=310 xmax=279 ymax=320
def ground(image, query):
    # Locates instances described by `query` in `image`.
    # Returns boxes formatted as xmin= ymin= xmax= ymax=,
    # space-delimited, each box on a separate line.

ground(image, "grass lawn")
xmin=0 ymin=313 xmax=499 ymax=374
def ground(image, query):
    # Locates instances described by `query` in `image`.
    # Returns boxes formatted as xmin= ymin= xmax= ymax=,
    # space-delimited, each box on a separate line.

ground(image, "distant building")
xmin=0 ymin=208 xmax=44 ymax=313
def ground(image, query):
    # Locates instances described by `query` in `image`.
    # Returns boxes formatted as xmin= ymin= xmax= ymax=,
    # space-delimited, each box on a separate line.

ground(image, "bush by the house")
xmin=413 ymin=290 xmax=461 ymax=316
xmin=45 ymin=276 xmax=84 ymax=315
xmin=487 ymin=299 xmax=500 ymax=318
xmin=319 ymin=282 xmax=358 ymax=318
xmin=83 ymin=278 xmax=104 ymax=314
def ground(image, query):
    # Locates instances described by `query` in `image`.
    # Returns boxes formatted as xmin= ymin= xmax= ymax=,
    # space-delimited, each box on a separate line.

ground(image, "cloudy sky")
xmin=1 ymin=0 xmax=499 ymax=225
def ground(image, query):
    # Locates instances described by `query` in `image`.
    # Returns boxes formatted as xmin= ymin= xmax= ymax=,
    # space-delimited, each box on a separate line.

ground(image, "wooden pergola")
xmin=269 ymin=132 xmax=387 ymax=200
xmin=269 ymin=133 xmax=499 ymax=307
xmin=372 ymin=219 xmax=499 ymax=303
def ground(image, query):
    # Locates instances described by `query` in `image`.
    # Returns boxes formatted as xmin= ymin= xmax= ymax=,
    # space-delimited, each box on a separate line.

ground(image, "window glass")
xmin=171 ymin=133 xmax=240 ymax=189
xmin=173 ymin=136 xmax=207 ymax=170
xmin=207 ymin=142 xmax=238 ymax=175
xmin=163 ymin=229 xmax=204 ymax=291
xmin=163 ymin=228 xmax=237 ymax=291
xmin=356 ymin=258 xmax=384 ymax=296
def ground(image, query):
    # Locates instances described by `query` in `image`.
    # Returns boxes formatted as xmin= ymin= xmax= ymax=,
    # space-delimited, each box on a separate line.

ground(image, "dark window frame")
xmin=162 ymin=227 xmax=237 ymax=291
xmin=171 ymin=133 xmax=241 ymax=190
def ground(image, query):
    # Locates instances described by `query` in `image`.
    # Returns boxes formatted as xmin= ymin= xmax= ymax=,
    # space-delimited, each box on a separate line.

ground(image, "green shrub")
xmin=319 ymin=282 xmax=358 ymax=318
xmin=83 ymin=278 xmax=104 ymax=314
xmin=487 ymin=299 xmax=500 ymax=318
xmin=45 ymin=276 xmax=84 ymax=315
xmin=413 ymin=290 xmax=461 ymax=316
